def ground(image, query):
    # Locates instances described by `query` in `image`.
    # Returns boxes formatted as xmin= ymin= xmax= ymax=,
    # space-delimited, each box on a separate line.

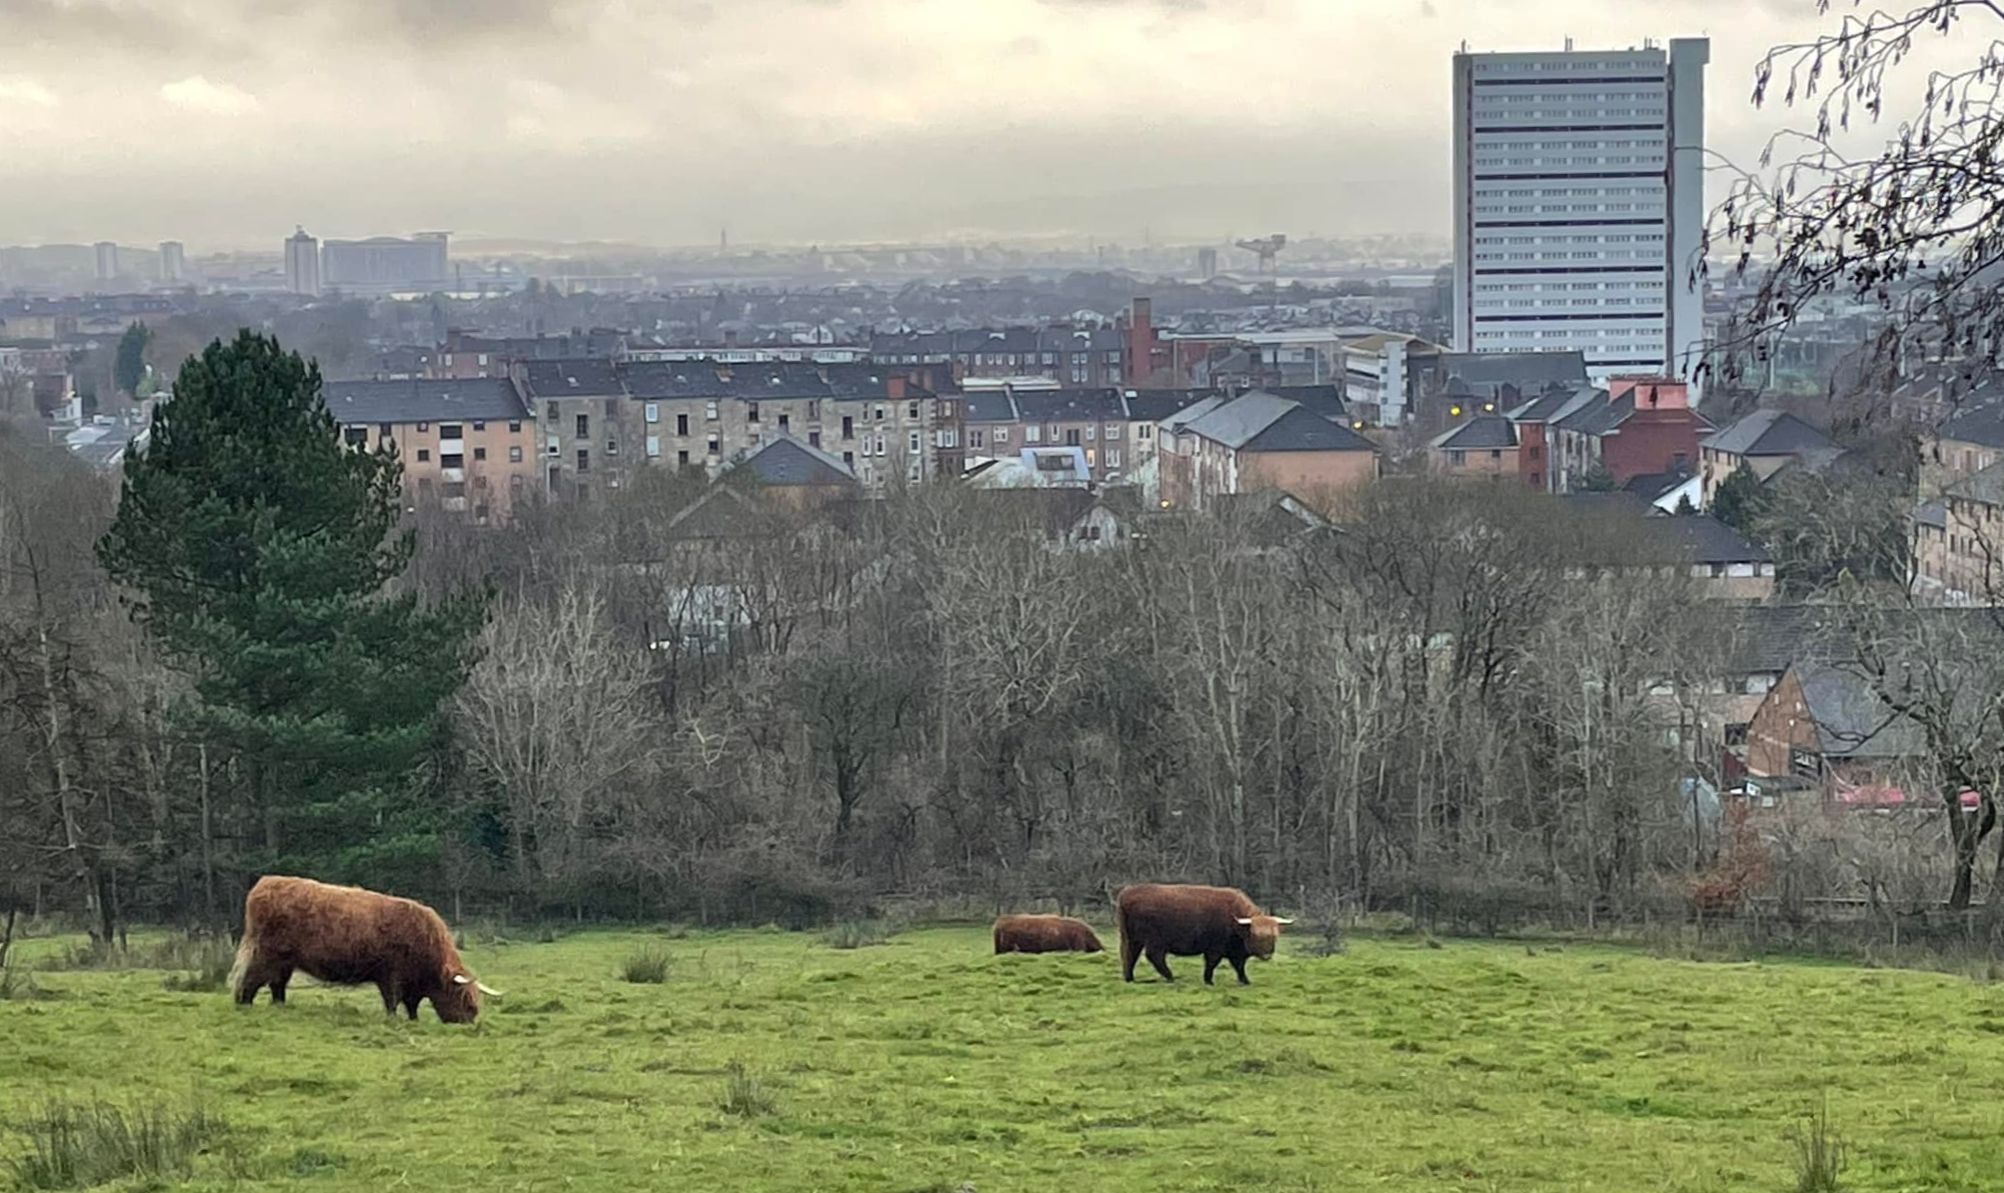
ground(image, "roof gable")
xmin=1241 ymin=406 xmax=1378 ymax=453
xmin=1431 ymin=414 xmax=1518 ymax=451
xmin=1702 ymin=409 xmax=1836 ymax=457
xmin=732 ymin=435 xmax=858 ymax=487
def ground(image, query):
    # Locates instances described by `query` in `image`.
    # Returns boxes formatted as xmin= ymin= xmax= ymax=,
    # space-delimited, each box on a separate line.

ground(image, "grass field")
xmin=4 ymin=924 xmax=2003 ymax=1191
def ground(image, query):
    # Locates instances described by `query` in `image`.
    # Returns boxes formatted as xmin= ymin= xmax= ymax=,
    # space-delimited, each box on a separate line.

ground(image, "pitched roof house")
xmin=1429 ymin=414 xmax=1519 ymax=478
xmin=1700 ymin=409 xmax=1841 ymax=507
xmin=1158 ymin=392 xmax=1379 ymax=511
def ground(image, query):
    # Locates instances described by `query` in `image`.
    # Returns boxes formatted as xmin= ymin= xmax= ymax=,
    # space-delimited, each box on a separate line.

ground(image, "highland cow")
xmin=230 ymin=875 xmax=498 ymax=1023
xmin=1114 ymin=883 xmax=1292 ymax=985
xmin=992 ymin=914 xmax=1105 ymax=955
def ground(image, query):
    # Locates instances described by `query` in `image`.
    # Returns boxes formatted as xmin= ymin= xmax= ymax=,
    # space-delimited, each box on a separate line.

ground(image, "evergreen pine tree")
xmin=1711 ymin=465 xmax=1769 ymax=535
xmin=113 ymin=322 xmax=151 ymax=395
xmin=98 ymin=331 xmax=485 ymax=884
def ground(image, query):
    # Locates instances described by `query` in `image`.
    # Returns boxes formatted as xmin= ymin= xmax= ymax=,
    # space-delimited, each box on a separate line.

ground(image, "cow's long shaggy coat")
xmin=1114 ymin=883 xmax=1289 ymax=985
xmin=992 ymin=914 xmax=1104 ymax=954
xmin=230 ymin=875 xmax=490 ymax=1023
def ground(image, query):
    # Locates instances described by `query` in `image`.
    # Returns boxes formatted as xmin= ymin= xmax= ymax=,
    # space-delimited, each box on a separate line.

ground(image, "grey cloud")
xmin=4 ymin=0 xmax=225 ymax=54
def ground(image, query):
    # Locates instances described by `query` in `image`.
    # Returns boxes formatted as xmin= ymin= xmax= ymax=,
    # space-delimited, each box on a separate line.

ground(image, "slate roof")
xmin=961 ymin=392 xmax=1021 ymax=423
xmin=869 ymin=326 xmax=1125 ymax=357
xmin=1507 ymin=383 xmax=1605 ymax=424
xmin=732 ymin=435 xmax=858 ymax=488
xmin=1183 ymin=393 xmax=1376 ymax=453
xmin=323 ymin=377 xmax=529 ymax=425
xmin=1210 ymin=489 xmax=1331 ymax=545
xmin=1243 ymin=407 xmax=1378 ymax=452
xmin=1560 ymin=393 xmax=1632 ymax=436
xmin=1701 ymin=409 xmax=1836 ymax=457
xmin=1625 ymin=471 xmax=1698 ymax=505
xmin=1012 ymin=387 xmax=1127 ymax=423
xmin=663 ymin=485 xmax=771 ymax=541
xmin=1161 ymin=395 xmax=1227 ymax=433
xmin=1914 ymin=500 xmax=1949 ymax=529
xmin=1122 ymin=388 xmax=1217 ymax=422
xmin=1797 ymin=667 xmax=1924 ymax=760
xmin=1431 ymin=415 xmax=1518 ymax=451
xmin=519 ymin=359 xmax=624 ymax=398
xmin=1945 ymin=459 xmax=2004 ymax=506
xmin=1721 ymin=605 xmax=1847 ymax=677
xmin=1259 ymin=384 xmax=1348 ymax=422
xmin=1438 ymin=351 xmax=1590 ymax=393
xmin=1565 ymin=499 xmax=1770 ymax=564
xmin=1936 ymin=402 xmax=2004 ymax=450
xmin=1651 ymin=516 xmax=1772 ymax=565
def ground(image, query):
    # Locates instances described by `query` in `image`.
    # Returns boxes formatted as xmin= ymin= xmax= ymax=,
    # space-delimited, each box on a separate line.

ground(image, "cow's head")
xmin=1235 ymin=914 xmax=1294 ymax=960
xmin=437 ymin=971 xmax=501 ymax=1023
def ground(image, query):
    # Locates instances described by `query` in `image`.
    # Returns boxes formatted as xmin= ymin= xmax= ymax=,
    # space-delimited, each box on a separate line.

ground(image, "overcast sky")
xmin=0 ymin=0 xmax=1947 ymax=250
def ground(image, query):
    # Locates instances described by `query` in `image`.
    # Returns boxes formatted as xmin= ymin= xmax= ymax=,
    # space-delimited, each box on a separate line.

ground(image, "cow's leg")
xmin=1202 ymin=953 xmax=1221 ymax=985
xmin=268 ymin=967 xmax=293 ymax=1004
xmin=402 ymin=994 xmax=422 ymax=1021
xmin=235 ymin=957 xmax=277 ymax=1006
xmin=1120 ymin=935 xmax=1140 ymax=982
xmin=377 ymin=982 xmax=398 ymax=1016
xmin=1229 ymin=955 xmax=1250 ymax=985
xmin=1145 ymin=946 xmax=1174 ymax=982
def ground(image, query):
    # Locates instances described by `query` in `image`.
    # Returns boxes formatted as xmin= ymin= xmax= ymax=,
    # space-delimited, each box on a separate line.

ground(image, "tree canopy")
xmin=97 ymin=331 xmax=485 ymax=885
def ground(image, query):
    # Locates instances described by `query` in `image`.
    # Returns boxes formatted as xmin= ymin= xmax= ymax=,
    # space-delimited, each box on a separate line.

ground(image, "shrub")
xmin=619 ymin=947 xmax=670 ymax=984
xmin=718 ymin=1061 xmax=775 ymax=1118
xmin=3 ymin=1097 xmax=226 ymax=1190
xmin=1789 ymin=1100 xmax=1846 ymax=1193
xmin=821 ymin=920 xmax=893 ymax=950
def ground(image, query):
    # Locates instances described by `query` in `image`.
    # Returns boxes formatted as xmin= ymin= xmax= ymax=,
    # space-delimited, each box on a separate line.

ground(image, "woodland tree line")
xmin=5 ymin=332 xmax=1979 ymax=952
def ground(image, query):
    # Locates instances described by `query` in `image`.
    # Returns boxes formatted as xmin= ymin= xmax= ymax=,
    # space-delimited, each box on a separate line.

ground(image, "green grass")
xmin=1 ymin=925 xmax=1999 ymax=1190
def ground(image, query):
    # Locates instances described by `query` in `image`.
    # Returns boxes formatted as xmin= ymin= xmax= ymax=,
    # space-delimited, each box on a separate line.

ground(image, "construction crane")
xmin=1235 ymin=234 xmax=1286 ymax=312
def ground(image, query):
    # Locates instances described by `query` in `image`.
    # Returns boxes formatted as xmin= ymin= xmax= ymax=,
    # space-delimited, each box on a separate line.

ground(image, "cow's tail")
xmin=227 ymin=924 xmax=257 ymax=1001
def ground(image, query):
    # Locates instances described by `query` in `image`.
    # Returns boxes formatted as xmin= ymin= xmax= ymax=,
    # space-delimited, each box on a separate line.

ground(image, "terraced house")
xmin=323 ymin=377 xmax=538 ymax=523
xmin=513 ymin=357 xmax=946 ymax=499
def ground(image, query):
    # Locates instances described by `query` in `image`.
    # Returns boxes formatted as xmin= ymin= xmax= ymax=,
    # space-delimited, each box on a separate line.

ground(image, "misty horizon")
xmin=0 ymin=0 xmax=1921 ymax=252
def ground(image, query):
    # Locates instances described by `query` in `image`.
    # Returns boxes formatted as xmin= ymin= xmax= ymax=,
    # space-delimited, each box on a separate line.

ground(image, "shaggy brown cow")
xmin=230 ymin=875 xmax=499 ymax=1023
xmin=992 ymin=914 xmax=1105 ymax=955
xmin=1114 ymin=883 xmax=1293 ymax=985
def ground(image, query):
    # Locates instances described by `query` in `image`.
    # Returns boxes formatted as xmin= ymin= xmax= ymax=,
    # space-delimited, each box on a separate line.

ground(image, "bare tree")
xmin=1712 ymin=1 xmax=2004 ymax=405
xmin=455 ymin=574 xmax=658 ymax=887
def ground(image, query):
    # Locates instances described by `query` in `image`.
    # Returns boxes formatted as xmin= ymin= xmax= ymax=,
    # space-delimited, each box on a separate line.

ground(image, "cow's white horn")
xmin=475 ymin=982 xmax=502 ymax=997
xmin=453 ymin=974 xmax=472 ymax=985
xmin=1274 ymin=917 xmax=1296 ymax=925
xmin=1236 ymin=917 xmax=1254 ymax=925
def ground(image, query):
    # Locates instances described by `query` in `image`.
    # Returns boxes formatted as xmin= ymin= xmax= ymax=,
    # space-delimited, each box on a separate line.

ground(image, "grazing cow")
xmin=1114 ymin=883 xmax=1293 ymax=985
xmin=992 ymin=914 xmax=1105 ymax=955
xmin=229 ymin=875 xmax=499 ymax=1023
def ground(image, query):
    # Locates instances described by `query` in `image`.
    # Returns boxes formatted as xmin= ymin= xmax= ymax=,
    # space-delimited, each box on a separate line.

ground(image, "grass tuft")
xmin=719 ymin=1060 xmax=776 ymax=1118
xmin=2 ymin=1097 xmax=226 ymax=1190
xmin=159 ymin=938 xmax=237 ymax=993
xmin=619 ymin=947 xmax=671 ymax=984
xmin=821 ymin=919 xmax=893 ymax=950
xmin=0 ymin=966 xmax=60 ymax=1002
xmin=288 ymin=1146 xmax=344 ymax=1176
xmin=1789 ymin=1099 xmax=1846 ymax=1193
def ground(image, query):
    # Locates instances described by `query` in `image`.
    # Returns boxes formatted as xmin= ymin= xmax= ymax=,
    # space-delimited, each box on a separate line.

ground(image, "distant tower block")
xmin=158 ymin=241 xmax=186 ymax=284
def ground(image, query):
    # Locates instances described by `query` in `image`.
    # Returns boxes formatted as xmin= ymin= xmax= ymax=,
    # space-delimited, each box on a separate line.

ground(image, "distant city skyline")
xmin=0 ymin=0 xmax=1950 ymax=250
